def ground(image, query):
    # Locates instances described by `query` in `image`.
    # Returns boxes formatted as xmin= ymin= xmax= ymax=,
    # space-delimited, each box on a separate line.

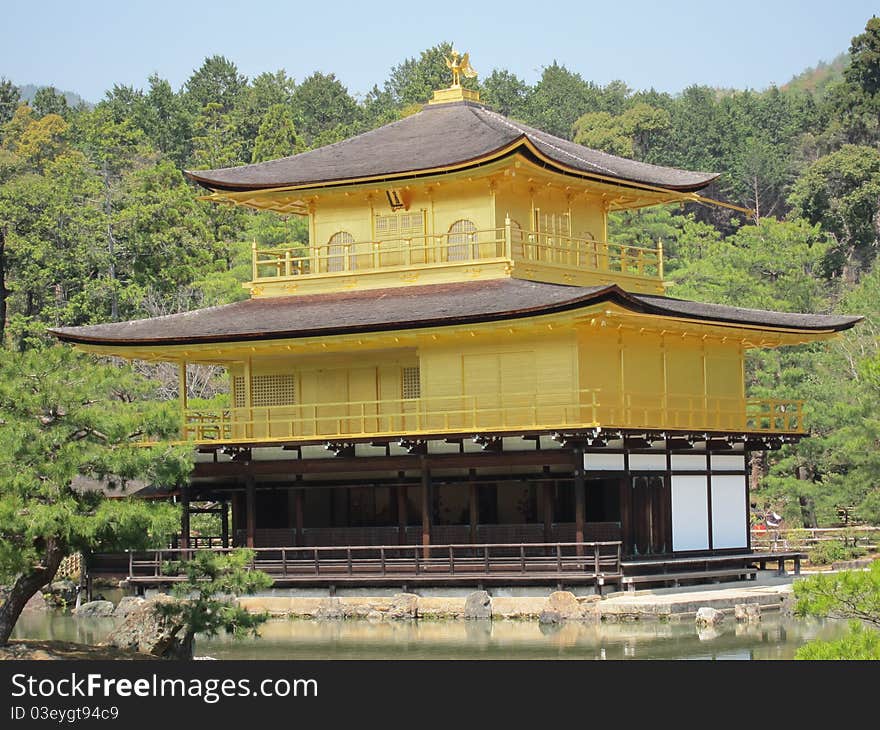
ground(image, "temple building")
xmin=51 ymin=60 xmax=860 ymax=590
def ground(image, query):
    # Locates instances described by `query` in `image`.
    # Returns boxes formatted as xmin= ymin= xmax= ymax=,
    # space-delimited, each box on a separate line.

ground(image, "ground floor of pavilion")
xmin=88 ymin=431 xmax=807 ymax=592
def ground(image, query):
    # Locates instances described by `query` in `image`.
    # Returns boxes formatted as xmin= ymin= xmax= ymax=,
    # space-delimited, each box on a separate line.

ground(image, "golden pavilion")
xmin=51 ymin=62 xmax=860 ymax=590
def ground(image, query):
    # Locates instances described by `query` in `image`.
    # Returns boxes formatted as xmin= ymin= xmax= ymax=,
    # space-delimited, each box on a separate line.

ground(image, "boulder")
xmin=102 ymin=594 xmax=192 ymax=659
xmin=114 ymin=596 xmax=146 ymax=618
xmin=463 ymin=590 xmax=492 ymax=620
xmin=734 ymin=603 xmax=761 ymax=623
xmin=42 ymin=579 xmax=78 ymax=610
xmin=695 ymin=606 xmax=724 ymax=627
xmin=313 ymin=597 xmax=345 ymax=620
xmin=22 ymin=591 xmax=49 ymax=612
xmin=387 ymin=593 xmax=419 ymax=620
xmin=538 ymin=591 xmax=592 ymax=623
xmin=73 ymin=600 xmax=115 ymax=618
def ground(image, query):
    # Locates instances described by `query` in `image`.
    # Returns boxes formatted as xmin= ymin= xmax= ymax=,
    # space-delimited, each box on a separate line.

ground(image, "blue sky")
xmin=2 ymin=1 xmax=877 ymax=102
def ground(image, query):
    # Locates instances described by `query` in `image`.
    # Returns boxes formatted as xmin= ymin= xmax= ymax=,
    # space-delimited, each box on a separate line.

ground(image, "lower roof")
xmin=49 ymin=279 xmax=862 ymax=347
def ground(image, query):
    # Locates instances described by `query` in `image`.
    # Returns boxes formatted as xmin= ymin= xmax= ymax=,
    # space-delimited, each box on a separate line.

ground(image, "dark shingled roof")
xmin=49 ymin=279 xmax=862 ymax=347
xmin=185 ymin=101 xmax=719 ymax=193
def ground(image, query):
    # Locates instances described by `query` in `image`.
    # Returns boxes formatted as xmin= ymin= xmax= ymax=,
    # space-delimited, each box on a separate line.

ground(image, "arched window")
xmin=446 ymin=219 xmax=477 ymax=261
xmin=326 ymin=231 xmax=354 ymax=272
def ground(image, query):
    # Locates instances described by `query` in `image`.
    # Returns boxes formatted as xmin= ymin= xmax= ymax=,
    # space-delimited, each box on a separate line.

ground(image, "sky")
xmin=1 ymin=0 xmax=877 ymax=102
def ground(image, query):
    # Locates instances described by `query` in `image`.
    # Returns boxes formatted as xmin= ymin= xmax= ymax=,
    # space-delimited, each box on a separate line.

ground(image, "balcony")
xmin=248 ymin=225 xmax=665 ymax=296
xmin=180 ymin=390 xmax=804 ymax=444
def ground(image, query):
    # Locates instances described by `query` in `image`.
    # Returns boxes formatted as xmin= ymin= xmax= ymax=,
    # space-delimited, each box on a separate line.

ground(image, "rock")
xmin=73 ymin=600 xmax=115 ymax=618
xmin=387 ymin=593 xmax=419 ymax=620
xmin=538 ymin=610 xmax=564 ymax=624
xmin=463 ymin=590 xmax=492 ymax=620
xmin=102 ymin=594 xmax=192 ymax=659
xmin=734 ymin=603 xmax=761 ymax=623
xmin=538 ymin=591 xmax=593 ymax=623
xmin=313 ymin=597 xmax=344 ymax=620
xmin=780 ymin=592 xmax=797 ymax=617
xmin=365 ymin=610 xmax=385 ymax=622
xmin=42 ymin=580 xmax=78 ymax=610
xmin=695 ymin=607 xmax=724 ymax=627
xmin=114 ymin=596 xmax=146 ymax=618
xmin=22 ymin=591 xmax=49 ymax=612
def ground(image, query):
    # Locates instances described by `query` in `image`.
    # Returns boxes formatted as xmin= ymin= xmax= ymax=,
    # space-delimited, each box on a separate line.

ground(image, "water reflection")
xmin=11 ymin=611 xmax=848 ymax=661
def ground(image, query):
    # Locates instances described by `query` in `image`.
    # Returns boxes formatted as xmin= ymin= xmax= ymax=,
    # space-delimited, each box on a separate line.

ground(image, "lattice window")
xmin=375 ymin=210 xmax=425 ymax=238
xmin=447 ymin=219 xmax=477 ymax=261
xmin=327 ymin=231 xmax=353 ymax=272
xmin=232 ymin=374 xmax=296 ymax=408
xmin=233 ymin=376 xmax=245 ymax=408
xmin=401 ymin=366 xmax=421 ymax=399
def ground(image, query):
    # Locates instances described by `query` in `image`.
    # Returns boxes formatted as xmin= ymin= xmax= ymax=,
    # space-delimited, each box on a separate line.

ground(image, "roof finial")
xmin=445 ymin=48 xmax=478 ymax=88
xmin=430 ymin=49 xmax=481 ymax=105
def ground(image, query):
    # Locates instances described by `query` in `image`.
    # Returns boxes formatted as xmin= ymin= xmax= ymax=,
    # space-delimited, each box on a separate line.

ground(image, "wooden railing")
xmin=251 ymin=225 xmax=663 ymax=284
xmin=181 ymin=389 xmax=805 ymax=443
xmin=750 ymin=525 xmax=880 ymax=552
xmin=123 ymin=542 xmax=623 ymax=583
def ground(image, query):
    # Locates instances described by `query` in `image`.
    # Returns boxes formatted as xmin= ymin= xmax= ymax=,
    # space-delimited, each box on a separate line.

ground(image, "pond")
xmin=11 ymin=610 xmax=849 ymax=660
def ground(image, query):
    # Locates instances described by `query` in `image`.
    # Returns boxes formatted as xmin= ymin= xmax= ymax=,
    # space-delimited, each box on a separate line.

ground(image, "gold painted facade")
xmin=70 ymin=82 xmax=831 ymax=445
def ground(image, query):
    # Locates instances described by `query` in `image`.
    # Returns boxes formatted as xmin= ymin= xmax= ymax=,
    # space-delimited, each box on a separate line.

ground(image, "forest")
xmin=0 ymin=18 xmax=878 ymax=530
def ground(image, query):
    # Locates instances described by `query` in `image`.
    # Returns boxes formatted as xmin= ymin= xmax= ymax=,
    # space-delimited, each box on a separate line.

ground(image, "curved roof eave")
xmin=48 ymin=281 xmax=863 ymax=349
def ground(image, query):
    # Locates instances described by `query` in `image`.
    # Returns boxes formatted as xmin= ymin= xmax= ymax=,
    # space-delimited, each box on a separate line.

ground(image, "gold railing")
xmin=181 ymin=390 xmax=804 ymax=443
xmin=251 ymin=226 xmax=663 ymax=283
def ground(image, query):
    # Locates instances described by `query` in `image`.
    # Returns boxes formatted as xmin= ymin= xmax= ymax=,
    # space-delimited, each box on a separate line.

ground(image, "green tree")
xmin=31 ymin=87 xmax=70 ymax=120
xmin=481 ymin=69 xmax=529 ymax=118
xmin=157 ymin=550 xmax=272 ymax=658
xmin=0 ymin=346 xmax=191 ymax=645
xmin=788 ymin=144 xmax=880 ymax=279
xmin=252 ymin=103 xmax=304 ymax=163
xmin=184 ymin=55 xmax=247 ymax=114
xmin=0 ymin=77 xmax=20 ymax=127
xmin=232 ymin=70 xmax=297 ymax=163
xmin=793 ymin=562 xmax=880 ymax=660
xmin=524 ymin=62 xmax=599 ymax=139
xmin=292 ymin=72 xmax=358 ymax=144
xmin=572 ymin=103 xmax=670 ymax=158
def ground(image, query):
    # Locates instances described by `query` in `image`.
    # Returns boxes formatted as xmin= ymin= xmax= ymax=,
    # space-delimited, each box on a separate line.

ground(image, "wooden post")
xmin=574 ymin=446 xmax=585 ymax=557
xmin=543 ymin=482 xmax=554 ymax=543
xmin=396 ymin=478 xmax=407 ymax=546
xmin=245 ymin=478 xmax=256 ymax=549
xmin=180 ymin=484 xmax=190 ymax=554
xmin=178 ymin=360 xmax=187 ymax=439
xmin=295 ymin=489 xmax=304 ymax=547
xmin=221 ymin=500 xmax=229 ymax=548
xmin=420 ymin=458 xmax=431 ymax=558
xmin=469 ymin=477 xmax=479 ymax=545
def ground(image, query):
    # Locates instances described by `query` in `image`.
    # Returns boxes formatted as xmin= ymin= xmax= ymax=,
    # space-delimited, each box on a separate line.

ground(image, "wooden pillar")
xmin=574 ymin=446 xmax=585 ymax=557
xmin=396 ymin=476 xmax=407 ymax=545
xmin=178 ymin=360 xmax=187 ymax=438
xmin=179 ymin=484 xmax=191 ymax=553
xmin=420 ymin=458 xmax=431 ymax=557
xmin=543 ymin=482 xmax=555 ymax=543
xmin=221 ymin=500 xmax=229 ymax=548
xmin=295 ymin=489 xmax=304 ymax=547
xmin=468 ymin=471 xmax=478 ymax=544
xmin=245 ymin=478 xmax=256 ymax=549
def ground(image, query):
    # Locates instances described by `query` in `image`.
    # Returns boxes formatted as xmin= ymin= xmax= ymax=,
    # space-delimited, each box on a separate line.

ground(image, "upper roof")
xmin=185 ymin=101 xmax=719 ymax=193
xmin=49 ymin=279 xmax=862 ymax=347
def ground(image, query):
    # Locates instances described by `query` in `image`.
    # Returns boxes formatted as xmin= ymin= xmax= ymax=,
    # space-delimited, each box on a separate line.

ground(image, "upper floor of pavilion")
xmin=185 ymin=77 xmax=725 ymax=298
